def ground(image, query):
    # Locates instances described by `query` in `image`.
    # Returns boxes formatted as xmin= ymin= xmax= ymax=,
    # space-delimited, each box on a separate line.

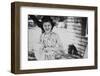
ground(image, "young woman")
xmin=38 ymin=16 xmax=64 ymax=60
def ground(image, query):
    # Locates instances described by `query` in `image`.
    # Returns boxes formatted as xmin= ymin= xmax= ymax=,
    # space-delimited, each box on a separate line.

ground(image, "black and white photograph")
xmin=28 ymin=15 xmax=88 ymax=61
xmin=11 ymin=2 xmax=97 ymax=74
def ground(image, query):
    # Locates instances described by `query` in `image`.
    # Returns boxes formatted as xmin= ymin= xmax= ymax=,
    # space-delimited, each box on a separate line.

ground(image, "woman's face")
xmin=43 ymin=22 xmax=52 ymax=33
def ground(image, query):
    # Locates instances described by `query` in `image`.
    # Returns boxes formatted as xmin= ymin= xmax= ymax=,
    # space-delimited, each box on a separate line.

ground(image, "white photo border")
xmin=20 ymin=6 xmax=95 ymax=70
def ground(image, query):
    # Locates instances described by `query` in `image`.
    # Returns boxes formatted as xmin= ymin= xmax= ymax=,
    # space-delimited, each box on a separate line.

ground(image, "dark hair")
xmin=40 ymin=16 xmax=55 ymax=33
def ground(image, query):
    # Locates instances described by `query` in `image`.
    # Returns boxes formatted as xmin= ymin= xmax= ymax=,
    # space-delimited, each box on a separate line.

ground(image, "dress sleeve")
xmin=39 ymin=34 xmax=45 ymax=49
xmin=40 ymin=34 xmax=44 ymax=44
xmin=52 ymin=33 xmax=64 ymax=54
xmin=54 ymin=33 xmax=65 ymax=58
xmin=55 ymin=34 xmax=63 ymax=48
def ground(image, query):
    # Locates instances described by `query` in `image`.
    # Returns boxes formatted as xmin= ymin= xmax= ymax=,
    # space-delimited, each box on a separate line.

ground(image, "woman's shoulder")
xmin=51 ymin=32 xmax=59 ymax=38
xmin=51 ymin=32 xmax=57 ymax=35
xmin=40 ymin=33 xmax=45 ymax=38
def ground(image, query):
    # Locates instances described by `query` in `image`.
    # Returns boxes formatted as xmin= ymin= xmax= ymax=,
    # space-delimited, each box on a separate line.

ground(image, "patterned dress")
xmin=39 ymin=32 xmax=63 ymax=60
